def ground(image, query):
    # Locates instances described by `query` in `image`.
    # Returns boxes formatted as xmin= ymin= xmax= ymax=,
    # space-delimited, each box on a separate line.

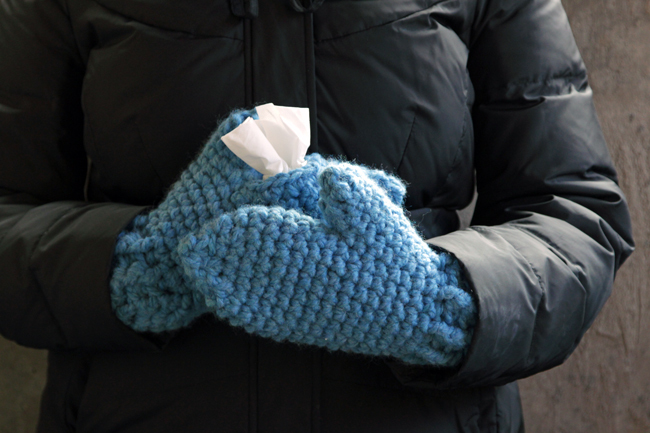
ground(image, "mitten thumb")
xmin=317 ymin=164 xmax=406 ymax=236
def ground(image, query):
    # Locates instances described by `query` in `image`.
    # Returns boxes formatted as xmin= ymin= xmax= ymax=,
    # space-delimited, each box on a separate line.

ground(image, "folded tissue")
xmin=221 ymin=103 xmax=310 ymax=179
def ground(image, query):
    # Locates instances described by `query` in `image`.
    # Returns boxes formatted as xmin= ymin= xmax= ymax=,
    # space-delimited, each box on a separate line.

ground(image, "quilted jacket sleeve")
xmin=0 ymin=0 xmax=156 ymax=351
xmin=390 ymin=0 xmax=634 ymax=388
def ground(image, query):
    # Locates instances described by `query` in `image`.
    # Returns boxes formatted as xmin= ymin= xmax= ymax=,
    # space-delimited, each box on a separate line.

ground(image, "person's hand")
xmin=110 ymin=107 xmax=411 ymax=333
xmin=178 ymin=163 xmax=476 ymax=366
xmin=110 ymin=109 xmax=331 ymax=332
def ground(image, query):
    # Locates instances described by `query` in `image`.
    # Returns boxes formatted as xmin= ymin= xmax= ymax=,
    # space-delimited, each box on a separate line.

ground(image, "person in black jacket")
xmin=0 ymin=0 xmax=634 ymax=432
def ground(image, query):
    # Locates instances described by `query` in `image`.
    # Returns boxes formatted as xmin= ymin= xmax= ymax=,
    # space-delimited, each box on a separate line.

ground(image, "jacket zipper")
xmin=244 ymin=18 xmax=253 ymax=107
xmin=244 ymin=17 xmax=257 ymax=433
xmin=249 ymin=337 xmax=258 ymax=433
xmin=302 ymin=7 xmax=323 ymax=431
xmin=304 ymin=12 xmax=318 ymax=152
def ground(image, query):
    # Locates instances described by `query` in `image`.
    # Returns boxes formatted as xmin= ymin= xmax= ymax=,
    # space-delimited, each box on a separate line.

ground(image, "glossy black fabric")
xmin=0 ymin=0 xmax=634 ymax=431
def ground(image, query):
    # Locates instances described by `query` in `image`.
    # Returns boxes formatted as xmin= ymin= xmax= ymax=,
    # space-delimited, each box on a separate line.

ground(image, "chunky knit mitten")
xmin=178 ymin=163 xmax=477 ymax=366
xmin=111 ymin=109 xmax=317 ymax=332
xmin=110 ymin=109 xmax=406 ymax=333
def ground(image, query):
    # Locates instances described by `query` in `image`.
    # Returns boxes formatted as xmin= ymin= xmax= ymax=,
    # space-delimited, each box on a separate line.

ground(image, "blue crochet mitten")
xmin=178 ymin=163 xmax=477 ymax=366
xmin=110 ymin=109 xmax=325 ymax=332
xmin=110 ymin=109 xmax=406 ymax=333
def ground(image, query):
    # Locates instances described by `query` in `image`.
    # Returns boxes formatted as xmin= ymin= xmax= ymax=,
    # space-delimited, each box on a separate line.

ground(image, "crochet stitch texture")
xmin=110 ymin=109 xmax=407 ymax=332
xmin=178 ymin=163 xmax=476 ymax=366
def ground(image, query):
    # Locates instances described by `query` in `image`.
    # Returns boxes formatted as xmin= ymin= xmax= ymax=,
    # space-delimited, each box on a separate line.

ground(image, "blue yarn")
xmin=178 ymin=163 xmax=476 ymax=366
xmin=110 ymin=109 xmax=408 ymax=333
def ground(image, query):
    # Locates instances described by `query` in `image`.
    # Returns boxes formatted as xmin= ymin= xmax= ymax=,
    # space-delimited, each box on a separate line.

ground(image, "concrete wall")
xmin=518 ymin=0 xmax=650 ymax=432
xmin=1 ymin=0 xmax=648 ymax=431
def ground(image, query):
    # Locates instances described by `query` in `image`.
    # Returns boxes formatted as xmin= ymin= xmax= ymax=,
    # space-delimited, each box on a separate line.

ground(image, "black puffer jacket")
xmin=0 ymin=0 xmax=634 ymax=431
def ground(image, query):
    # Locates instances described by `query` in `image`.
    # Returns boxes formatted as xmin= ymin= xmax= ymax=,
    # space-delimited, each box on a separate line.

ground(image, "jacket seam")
xmin=315 ymin=5 xmax=432 ymax=44
xmin=83 ymin=105 xmax=100 ymax=173
xmin=26 ymin=204 xmax=86 ymax=349
xmin=61 ymin=355 xmax=91 ymax=432
xmin=470 ymin=224 xmax=546 ymax=287
xmin=431 ymin=77 xmax=471 ymax=201
xmin=27 ymin=267 xmax=69 ymax=348
xmin=511 ymin=220 xmax=601 ymax=337
xmin=470 ymin=225 xmax=547 ymax=390
xmin=58 ymin=0 xmax=87 ymax=70
xmin=94 ymin=0 xmax=244 ymax=40
xmin=396 ymin=107 xmax=418 ymax=173
xmin=508 ymin=225 xmax=548 ymax=369
xmin=508 ymin=226 xmax=549 ymax=293
xmin=514 ymin=223 xmax=572 ymax=267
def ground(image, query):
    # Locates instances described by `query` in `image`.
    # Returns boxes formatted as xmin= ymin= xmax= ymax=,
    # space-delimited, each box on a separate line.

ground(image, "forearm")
xmin=0 ymin=195 xmax=155 ymax=350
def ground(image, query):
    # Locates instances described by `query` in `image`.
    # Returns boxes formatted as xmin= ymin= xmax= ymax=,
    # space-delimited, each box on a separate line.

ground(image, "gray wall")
xmin=1 ymin=0 xmax=648 ymax=431
xmin=518 ymin=0 xmax=650 ymax=431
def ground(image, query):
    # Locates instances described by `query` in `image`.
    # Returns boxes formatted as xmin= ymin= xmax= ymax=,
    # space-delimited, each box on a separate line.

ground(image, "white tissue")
xmin=221 ymin=103 xmax=310 ymax=179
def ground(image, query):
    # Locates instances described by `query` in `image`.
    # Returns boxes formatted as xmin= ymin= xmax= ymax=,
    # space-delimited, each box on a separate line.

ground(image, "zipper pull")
xmin=230 ymin=0 xmax=258 ymax=18
xmin=289 ymin=0 xmax=325 ymax=13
